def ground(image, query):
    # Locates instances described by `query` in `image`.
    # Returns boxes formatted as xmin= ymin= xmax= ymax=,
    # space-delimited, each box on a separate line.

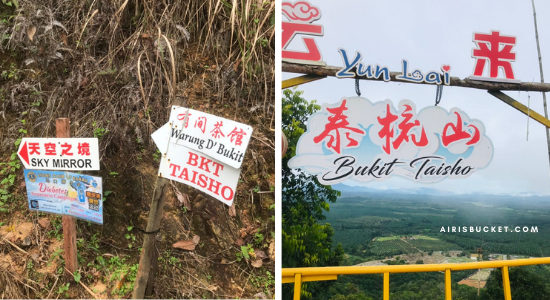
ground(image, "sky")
xmin=282 ymin=0 xmax=550 ymax=195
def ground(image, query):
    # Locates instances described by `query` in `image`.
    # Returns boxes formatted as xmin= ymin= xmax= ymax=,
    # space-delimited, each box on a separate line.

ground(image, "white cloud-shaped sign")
xmin=288 ymin=97 xmax=494 ymax=185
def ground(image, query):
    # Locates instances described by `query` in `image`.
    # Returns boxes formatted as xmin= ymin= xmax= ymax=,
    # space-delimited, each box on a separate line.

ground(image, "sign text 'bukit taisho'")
xmin=288 ymin=97 xmax=493 ymax=185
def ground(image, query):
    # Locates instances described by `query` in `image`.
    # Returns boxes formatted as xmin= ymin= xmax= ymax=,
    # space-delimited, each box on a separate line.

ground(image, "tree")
xmin=282 ymin=89 xmax=344 ymax=299
xmin=282 ymin=88 xmax=340 ymax=221
xmin=482 ymin=266 xmax=550 ymax=300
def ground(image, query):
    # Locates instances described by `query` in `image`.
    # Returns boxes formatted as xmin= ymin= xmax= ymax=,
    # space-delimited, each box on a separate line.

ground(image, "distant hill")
xmin=333 ymin=184 xmax=453 ymax=197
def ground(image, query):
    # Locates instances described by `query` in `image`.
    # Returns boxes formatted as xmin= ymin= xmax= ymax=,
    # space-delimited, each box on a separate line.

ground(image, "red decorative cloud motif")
xmin=282 ymin=1 xmax=321 ymax=23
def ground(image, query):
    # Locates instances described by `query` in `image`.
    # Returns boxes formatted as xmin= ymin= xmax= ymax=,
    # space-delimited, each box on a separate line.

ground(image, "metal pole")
xmin=445 ymin=269 xmax=451 ymax=300
xmin=293 ymin=273 xmax=302 ymax=300
xmin=502 ymin=266 xmax=512 ymax=300
xmin=383 ymin=272 xmax=390 ymax=300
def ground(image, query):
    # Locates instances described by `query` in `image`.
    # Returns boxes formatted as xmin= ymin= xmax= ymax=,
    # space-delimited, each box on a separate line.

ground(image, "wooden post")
xmin=132 ymin=177 xmax=168 ymax=298
xmin=144 ymin=234 xmax=162 ymax=297
xmin=132 ymin=98 xmax=184 ymax=299
xmin=57 ymin=118 xmax=78 ymax=280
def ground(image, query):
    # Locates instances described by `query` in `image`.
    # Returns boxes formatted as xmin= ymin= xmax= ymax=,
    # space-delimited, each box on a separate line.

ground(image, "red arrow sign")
xmin=18 ymin=141 xmax=29 ymax=165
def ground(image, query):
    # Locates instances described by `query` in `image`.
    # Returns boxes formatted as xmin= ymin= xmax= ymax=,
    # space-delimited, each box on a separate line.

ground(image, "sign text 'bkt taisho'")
xmin=288 ymin=97 xmax=493 ymax=185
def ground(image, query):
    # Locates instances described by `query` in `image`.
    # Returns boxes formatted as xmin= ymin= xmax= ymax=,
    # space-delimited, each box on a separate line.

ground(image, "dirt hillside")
xmin=0 ymin=0 xmax=275 ymax=298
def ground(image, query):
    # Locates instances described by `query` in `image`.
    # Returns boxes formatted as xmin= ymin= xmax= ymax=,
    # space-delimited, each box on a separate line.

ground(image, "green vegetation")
xmin=282 ymin=89 xmax=344 ymax=299
xmin=287 ymin=180 xmax=550 ymax=299
xmin=324 ymin=194 xmax=550 ymax=259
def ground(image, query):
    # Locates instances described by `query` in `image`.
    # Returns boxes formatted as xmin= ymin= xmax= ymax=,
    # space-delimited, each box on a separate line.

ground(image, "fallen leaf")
xmin=173 ymin=235 xmax=200 ymax=251
xmin=235 ymin=239 xmax=244 ymax=246
xmin=228 ymin=202 xmax=236 ymax=217
xmin=38 ymin=218 xmax=50 ymax=229
xmin=27 ymin=26 xmax=36 ymax=41
xmin=102 ymin=253 xmax=115 ymax=257
xmin=173 ymin=240 xmax=196 ymax=251
xmin=251 ymin=259 xmax=263 ymax=268
xmin=255 ymin=250 xmax=268 ymax=259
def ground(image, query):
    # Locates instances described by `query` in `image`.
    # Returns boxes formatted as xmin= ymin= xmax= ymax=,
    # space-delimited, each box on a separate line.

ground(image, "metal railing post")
xmin=282 ymin=257 xmax=550 ymax=298
xmin=502 ymin=266 xmax=512 ymax=300
xmin=294 ymin=273 xmax=302 ymax=300
xmin=383 ymin=272 xmax=390 ymax=300
xmin=445 ymin=269 xmax=452 ymax=300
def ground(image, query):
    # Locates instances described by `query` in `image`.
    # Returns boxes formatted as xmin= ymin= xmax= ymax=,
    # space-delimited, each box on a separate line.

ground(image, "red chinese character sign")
xmin=17 ymin=138 xmax=100 ymax=170
xmin=288 ymin=97 xmax=494 ymax=185
xmin=469 ymin=30 xmax=520 ymax=83
xmin=282 ymin=1 xmax=325 ymax=65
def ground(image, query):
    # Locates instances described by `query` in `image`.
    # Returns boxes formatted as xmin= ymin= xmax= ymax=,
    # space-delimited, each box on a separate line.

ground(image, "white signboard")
xmin=151 ymin=106 xmax=253 ymax=169
xmin=157 ymin=142 xmax=240 ymax=206
xmin=17 ymin=138 xmax=100 ymax=170
xmin=289 ymin=97 xmax=493 ymax=185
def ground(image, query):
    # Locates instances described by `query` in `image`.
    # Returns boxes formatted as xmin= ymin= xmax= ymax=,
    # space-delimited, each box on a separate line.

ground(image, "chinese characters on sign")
xmin=152 ymin=106 xmax=253 ymax=169
xmin=288 ymin=97 xmax=493 ymax=185
xmin=151 ymin=106 xmax=253 ymax=206
xmin=24 ymin=170 xmax=103 ymax=224
xmin=282 ymin=1 xmax=325 ymax=65
xmin=17 ymin=138 xmax=100 ymax=170
xmin=469 ymin=30 xmax=520 ymax=83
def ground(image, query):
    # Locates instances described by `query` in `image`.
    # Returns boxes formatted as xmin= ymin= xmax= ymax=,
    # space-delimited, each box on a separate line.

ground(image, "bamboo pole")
xmin=531 ymin=0 xmax=550 ymax=171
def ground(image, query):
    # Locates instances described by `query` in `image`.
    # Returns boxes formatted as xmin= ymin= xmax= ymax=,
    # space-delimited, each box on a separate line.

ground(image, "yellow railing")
xmin=282 ymin=257 xmax=550 ymax=300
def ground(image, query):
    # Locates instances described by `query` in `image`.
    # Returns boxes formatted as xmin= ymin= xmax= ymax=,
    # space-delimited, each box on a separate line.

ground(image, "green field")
xmin=323 ymin=192 xmax=550 ymax=259
xmin=369 ymin=239 xmax=418 ymax=256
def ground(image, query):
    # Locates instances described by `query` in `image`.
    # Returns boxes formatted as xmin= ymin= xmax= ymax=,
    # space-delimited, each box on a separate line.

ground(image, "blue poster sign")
xmin=24 ymin=170 xmax=103 ymax=224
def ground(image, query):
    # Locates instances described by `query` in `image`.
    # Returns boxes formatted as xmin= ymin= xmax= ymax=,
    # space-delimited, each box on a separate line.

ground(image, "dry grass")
xmin=0 ymin=264 xmax=26 ymax=299
xmin=0 ymin=0 xmax=274 ymax=153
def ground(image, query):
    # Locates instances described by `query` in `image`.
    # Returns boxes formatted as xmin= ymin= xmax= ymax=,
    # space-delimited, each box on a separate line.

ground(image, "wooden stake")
xmin=132 ymin=97 xmax=184 ymax=299
xmin=144 ymin=234 xmax=162 ymax=297
xmin=132 ymin=177 xmax=168 ymax=298
xmin=56 ymin=118 xmax=77 ymax=280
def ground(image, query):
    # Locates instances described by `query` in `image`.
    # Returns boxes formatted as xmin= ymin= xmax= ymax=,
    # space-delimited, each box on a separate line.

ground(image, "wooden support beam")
xmin=283 ymin=61 xmax=550 ymax=92
xmin=282 ymin=74 xmax=326 ymax=89
xmin=488 ymin=90 xmax=550 ymax=128
xmin=57 ymin=118 xmax=78 ymax=281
